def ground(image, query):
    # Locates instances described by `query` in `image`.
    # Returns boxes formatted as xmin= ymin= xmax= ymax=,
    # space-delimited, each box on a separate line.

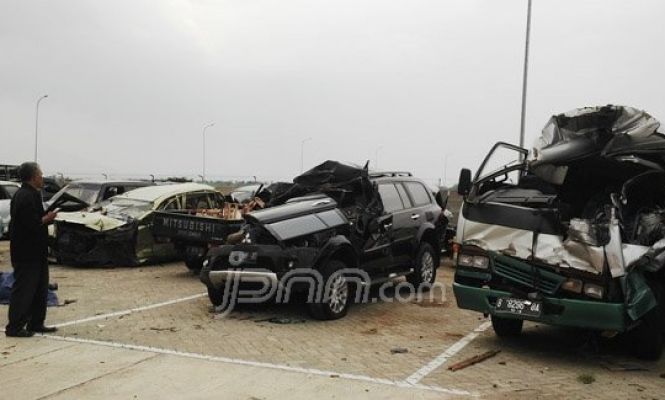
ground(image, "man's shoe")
xmin=28 ymin=326 xmax=58 ymax=333
xmin=5 ymin=329 xmax=35 ymax=338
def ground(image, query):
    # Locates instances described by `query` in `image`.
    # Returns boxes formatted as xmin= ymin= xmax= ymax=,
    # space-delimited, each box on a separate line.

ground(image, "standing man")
xmin=5 ymin=162 xmax=58 ymax=337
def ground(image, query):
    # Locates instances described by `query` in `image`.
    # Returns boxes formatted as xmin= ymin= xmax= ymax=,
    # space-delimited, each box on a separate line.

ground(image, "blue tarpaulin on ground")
xmin=0 ymin=272 xmax=59 ymax=306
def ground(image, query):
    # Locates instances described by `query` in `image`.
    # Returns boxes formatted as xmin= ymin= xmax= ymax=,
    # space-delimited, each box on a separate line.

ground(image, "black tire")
xmin=307 ymin=260 xmax=351 ymax=320
xmin=491 ymin=315 xmax=524 ymax=337
xmin=207 ymin=286 xmax=224 ymax=307
xmin=185 ymin=256 xmax=203 ymax=273
xmin=631 ymin=282 xmax=664 ymax=360
xmin=407 ymin=242 xmax=438 ymax=289
xmin=631 ymin=319 xmax=663 ymax=360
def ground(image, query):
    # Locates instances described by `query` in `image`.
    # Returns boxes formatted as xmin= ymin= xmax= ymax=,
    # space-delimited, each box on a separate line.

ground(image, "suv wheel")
xmin=407 ymin=242 xmax=437 ymax=289
xmin=491 ymin=315 xmax=523 ymax=337
xmin=307 ymin=260 xmax=351 ymax=320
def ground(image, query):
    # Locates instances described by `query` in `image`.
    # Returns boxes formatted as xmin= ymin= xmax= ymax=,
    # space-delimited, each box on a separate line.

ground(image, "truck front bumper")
xmin=453 ymin=282 xmax=628 ymax=332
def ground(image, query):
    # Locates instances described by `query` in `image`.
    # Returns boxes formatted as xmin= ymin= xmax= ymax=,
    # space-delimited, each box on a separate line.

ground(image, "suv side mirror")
xmin=458 ymin=168 xmax=472 ymax=196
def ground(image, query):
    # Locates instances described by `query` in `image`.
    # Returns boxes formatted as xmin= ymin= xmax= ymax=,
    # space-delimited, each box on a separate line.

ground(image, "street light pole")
xmin=34 ymin=94 xmax=48 ymax=162
xmin=300 ymin=137 xmax=312 ymax=173
xmin=202 ymin=122 xmax=214 ymax=182
xmin=375 ymin=146 xmax=383 ymax=170
xmin=519 ymin=0 xmax=533 ymax=149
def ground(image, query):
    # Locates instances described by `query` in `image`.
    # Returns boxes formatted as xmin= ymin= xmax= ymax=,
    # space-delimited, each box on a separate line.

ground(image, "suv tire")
xmin=407 ymin=242 xmax=437 ymax=290
xmin=491 ymin=315 xmax=523 ymax=337
xmin=307 ymin=260 xmax=351 ymax=320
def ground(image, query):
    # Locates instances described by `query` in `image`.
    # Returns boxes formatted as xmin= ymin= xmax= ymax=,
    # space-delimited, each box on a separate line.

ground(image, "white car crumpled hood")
xmin=55 ymin=212 xmax=127 ymax=232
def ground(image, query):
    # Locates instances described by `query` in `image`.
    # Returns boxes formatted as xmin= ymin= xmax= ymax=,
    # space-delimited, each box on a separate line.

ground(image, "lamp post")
xmin=202 ymin=122 xmax=215 ymax=181
xmin=374 ymin=145 xmax=383 ymax=170
xmin=519 ymin=0 xmax=533 ymax=149
xmin=34 ymin=94 xmax=48 ymax=162
xmin=300 ymin=137 xmax=312 ymax=173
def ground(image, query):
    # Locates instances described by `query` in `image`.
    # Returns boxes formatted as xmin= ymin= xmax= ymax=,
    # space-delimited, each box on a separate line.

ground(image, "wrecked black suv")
xmin=454 ymin=106 xmax=665 ymax=359
xmin=200 ymin=161 xmax=445 ymax=320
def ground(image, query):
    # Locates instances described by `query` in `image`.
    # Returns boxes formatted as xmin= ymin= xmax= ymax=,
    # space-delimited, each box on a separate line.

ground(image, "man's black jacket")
xmin=9 ymin=183 xmax=48 ymax=263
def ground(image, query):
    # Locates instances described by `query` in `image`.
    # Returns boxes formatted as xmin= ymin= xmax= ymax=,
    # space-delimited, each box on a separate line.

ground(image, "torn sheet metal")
xmin=55 ymin=212 xmax=126 ymax=232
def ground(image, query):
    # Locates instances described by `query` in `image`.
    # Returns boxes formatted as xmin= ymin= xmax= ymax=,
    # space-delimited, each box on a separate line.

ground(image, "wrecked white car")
xmin=0 ymin=180 xmax=20 ymax=238
xmin=454 ymin=105 xmax=665 ymax=359
xmin=52 ymin=183 xmax=223 ymax=266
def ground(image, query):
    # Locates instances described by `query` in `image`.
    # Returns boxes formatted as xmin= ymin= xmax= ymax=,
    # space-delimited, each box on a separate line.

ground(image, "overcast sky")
xmin=1 ymin=0 xmax=664 ymax=185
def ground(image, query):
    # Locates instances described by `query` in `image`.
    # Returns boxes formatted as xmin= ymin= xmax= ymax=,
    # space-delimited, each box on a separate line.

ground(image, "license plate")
xmin=495 ymin=297 xmax=542 ymax=317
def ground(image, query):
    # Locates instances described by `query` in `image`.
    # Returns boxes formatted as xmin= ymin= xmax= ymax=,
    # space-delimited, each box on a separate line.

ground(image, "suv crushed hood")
xmin=246 ymin=195 xmax=348 ymax=242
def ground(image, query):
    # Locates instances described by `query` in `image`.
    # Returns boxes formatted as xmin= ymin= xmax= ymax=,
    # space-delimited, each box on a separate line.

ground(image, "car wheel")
xmin=491 ymin=315 xmax=524 ymax=337
xmin=307 ymin=260 xmax=351 ymax=320
xmin=631 ymin=282 xmax=664 ymax=360
xmin=185 ymin=256 xmax=203 ymax=273
xmin=407 ymin=242 xmax=437 ymax=289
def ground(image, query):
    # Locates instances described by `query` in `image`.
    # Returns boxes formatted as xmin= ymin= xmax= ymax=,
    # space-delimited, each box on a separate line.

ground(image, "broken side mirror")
xmin=435 ymin=188 xmax=449 ymax=210
xmin=458 ymin=168 xmax=472 ymax=196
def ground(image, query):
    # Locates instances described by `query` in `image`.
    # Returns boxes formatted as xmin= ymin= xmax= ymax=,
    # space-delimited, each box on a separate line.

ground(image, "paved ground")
xmin=1 ymin=241 xmax=664 ymax=399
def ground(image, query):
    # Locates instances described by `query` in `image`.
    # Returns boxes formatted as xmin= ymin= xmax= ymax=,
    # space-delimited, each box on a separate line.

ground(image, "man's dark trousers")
xmin=7 ymin=260 xmax=49 ymax=333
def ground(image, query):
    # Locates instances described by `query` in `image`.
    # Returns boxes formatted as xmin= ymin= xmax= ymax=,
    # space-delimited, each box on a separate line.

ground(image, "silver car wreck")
xmin=52 ymin=183 xmax=223 ymax=266
xmin=454 ymin=105 xmax=665 ymax=359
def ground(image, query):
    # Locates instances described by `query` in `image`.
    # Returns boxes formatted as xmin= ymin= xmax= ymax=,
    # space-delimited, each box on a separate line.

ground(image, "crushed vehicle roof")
xmin=531 ymin=105 xmax=665 ymax=168
xmin=115 ymin=182 xmax=216 ymax=203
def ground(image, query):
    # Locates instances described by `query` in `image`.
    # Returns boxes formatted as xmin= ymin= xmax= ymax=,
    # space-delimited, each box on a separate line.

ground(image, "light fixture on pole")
xmin=202 ymin=122 xmax=215 ymax=181
xmin=519 ymin=0 xmax=533 ymax=149
xmin=300 ymin=137 xmax=312 ymax=173
xmin=34 ymin=94 xmax=48 ymax=162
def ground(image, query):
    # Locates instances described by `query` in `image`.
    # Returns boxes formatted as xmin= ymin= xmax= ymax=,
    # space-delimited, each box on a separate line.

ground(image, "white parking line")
xmin=404 ymin=321 xmax=492 ymax=385
xmin=53 ymin=293 xmax=206 ymax=328
xmin=42 ymin=334 xmax=474 ymax=397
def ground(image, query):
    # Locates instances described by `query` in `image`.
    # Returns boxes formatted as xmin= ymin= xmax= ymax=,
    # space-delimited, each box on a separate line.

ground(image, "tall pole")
xmin=300 ymin=137 xmax=312 ymax=173
xmin=34 ymin=94 xmax=48 ymax=161
xmin=375 ymin=145 xmax=383 ymax=170
xmin=519 ymin=0 xmax=532 ymax=149
xmin=202 ymin=122 xmax=214 ymax=182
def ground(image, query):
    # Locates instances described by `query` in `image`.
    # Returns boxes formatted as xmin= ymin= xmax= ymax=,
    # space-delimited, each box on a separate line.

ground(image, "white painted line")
xmin=404 ymin=321 xmax=492 ymax=385
xmin=53 ymin=293 xmax=206 ymax=328
xmin=41 ymin=334 xmax=474 ymax=397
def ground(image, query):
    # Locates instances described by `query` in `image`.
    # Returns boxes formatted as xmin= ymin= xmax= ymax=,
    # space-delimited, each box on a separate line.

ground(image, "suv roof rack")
xmin=369 ymin=171 xmax=413 ymax=178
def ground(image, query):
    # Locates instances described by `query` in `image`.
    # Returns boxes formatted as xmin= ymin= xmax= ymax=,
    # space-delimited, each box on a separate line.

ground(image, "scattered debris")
xmin=193 ymin=324 xmax=204 ymax=330
xmin=577 ymin=374 xmax=596 ymax=384
xmin=149 ymin=326 xmax=178 ymax=332
xmin=498 ymin=361 xmax=506 ymax=365
xmin=600 ymin=360 xmax=648 ymax=372
xmin=96 ymin=324 xmax=105 ymax=329
xmin=341 ymin=357 xmax=347 ymax=361
xmin=329 ymin=374 xmax=339 ymax=378
xmin=362 ymin=328 xmax=378 ymax=335
xmin=448 ymin=350 xmax=501 ymax=371
xmin=2 ymin=351 xmax=10 ymax=356
xmin=62 ymin=299 xmax=77 ymax=305
xmin=390 ymin=347 xmax=409 ymax=354
xmin=444 ymin=332 xmax=464 ymax=339
xmin=255 ymin=317 xmax=306 ymax=324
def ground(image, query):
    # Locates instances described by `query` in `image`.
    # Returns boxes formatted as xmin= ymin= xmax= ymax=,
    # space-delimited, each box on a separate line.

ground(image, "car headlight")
xmin=561 ymin=278 xmax=583 ymax=294
xmin=584 ymin=283 xmax=604 ymax=299
xmin=458 ymin=254 xmax=489 ymax=269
